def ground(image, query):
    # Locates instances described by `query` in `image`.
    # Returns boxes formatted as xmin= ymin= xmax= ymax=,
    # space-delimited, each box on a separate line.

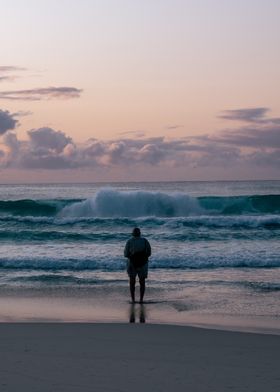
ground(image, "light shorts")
xmin=127 ymin=261 xmax=148 ymax=279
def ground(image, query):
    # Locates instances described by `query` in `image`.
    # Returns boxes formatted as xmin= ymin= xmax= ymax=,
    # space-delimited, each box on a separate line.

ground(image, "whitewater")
xmin=0 ymin=181 xmax=279 ymax=327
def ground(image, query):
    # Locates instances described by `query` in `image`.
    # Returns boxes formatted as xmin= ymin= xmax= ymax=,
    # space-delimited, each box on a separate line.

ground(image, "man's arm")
xmin=124 ymin=240 xmax=131 ymax=258
xmin=145 ymin=239 xmax=151 ymax=257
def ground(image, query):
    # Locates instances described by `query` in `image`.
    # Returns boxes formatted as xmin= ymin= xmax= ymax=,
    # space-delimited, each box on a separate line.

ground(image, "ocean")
xmin=0 ymin=181 xmax=279 ymax=331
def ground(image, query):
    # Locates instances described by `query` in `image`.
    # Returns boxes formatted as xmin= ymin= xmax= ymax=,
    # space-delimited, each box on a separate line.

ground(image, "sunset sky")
xmin=0 ymin=0 xmax=279 ymax=182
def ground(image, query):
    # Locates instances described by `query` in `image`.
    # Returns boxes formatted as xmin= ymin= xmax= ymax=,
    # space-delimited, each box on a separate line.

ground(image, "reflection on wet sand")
xmin=129 ymin=304 xmax=146 ymax=323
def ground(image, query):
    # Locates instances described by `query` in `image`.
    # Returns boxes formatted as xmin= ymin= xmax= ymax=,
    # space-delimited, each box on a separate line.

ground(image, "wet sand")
xmin=0 ymin=323 xmax=279 ymax=392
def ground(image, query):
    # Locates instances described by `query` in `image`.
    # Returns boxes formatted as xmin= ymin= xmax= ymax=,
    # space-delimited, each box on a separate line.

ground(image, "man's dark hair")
xmin=132 ymin=227 xmax=141 ymax=237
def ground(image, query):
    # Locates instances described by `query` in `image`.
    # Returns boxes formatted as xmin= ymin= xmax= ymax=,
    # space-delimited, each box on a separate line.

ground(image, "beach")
xmin=0 ymin=323 xmax=279 ymax=392
xmin=0 ymin=181 xmax=279 ymax=390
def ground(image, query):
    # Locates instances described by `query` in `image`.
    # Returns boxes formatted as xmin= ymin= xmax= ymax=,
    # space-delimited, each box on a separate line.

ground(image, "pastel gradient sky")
xmin=0 ymin=0 xmax=279 ymax=182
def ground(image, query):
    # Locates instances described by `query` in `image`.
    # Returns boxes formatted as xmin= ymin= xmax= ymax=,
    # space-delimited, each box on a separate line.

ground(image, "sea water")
xmin=0 ymin=181 xmax=279 ymax=330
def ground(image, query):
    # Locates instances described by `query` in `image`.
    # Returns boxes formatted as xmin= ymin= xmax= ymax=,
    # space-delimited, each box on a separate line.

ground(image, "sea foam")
xmin=1 ymin=189 xmax=280 ymax=218
xmin=59 ymin=188 xmax=203 ymax=218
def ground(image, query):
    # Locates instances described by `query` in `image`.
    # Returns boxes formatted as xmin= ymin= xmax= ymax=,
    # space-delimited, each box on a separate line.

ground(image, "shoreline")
xmin=0 ymin=292 xmax=279 ymax=336
xmin=0 ymin=323 xmax=279 ymax=392
xmin=1 ymin=319 xmax=279 ymax=336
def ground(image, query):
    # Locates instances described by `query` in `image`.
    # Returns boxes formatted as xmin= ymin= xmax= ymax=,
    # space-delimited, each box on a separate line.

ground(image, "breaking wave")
xmin=1 ymin=189 xmax=279 ymax=219
xmin=59 ymin=189 xmax=280 ymax=217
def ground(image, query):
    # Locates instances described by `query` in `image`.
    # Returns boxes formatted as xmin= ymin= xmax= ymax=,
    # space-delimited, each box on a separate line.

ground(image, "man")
xmin=124 ymin=227 xmax=151 ymax=304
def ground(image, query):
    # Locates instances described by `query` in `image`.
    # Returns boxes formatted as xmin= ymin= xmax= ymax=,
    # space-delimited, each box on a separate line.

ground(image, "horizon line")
xmin=0 ymin=179 xmax=279 ymax=186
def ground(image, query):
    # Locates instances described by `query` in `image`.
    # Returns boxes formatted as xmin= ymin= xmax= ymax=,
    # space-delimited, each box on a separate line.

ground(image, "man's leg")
xmin=129 ymin=276 xmax=136 ymax=303
xmin=139 ymin=277 xmax=146 ymax=303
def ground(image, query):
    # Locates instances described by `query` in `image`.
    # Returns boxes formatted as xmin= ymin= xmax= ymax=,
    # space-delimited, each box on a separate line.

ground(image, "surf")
xmin=59 ymin=189 xmax=280 ymax=218
xmin=1 ymin=189 xmax=280 ymax=218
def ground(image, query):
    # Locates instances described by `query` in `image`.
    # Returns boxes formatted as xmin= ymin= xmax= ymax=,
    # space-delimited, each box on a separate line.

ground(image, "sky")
xmin=0 ymin=0 xmax=279 ymax=182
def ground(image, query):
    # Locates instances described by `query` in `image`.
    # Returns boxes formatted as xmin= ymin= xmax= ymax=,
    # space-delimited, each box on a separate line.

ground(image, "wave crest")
xmin=1 ymin=189 xmax=280 ymax=218
xmin=60 ymin=189 xmax=280 ymax=218
xmin=59 ymin=188 xmax=202 ymax=218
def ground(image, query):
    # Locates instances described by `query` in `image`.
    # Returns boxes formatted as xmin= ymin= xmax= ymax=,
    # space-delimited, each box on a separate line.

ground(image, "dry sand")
xmin=0 ymin=323 xmax=279 ymax=392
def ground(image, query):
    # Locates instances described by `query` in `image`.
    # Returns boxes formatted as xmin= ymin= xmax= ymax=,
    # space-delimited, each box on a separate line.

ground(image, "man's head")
xmin=132 ymin=227 xmax=141 ymax=237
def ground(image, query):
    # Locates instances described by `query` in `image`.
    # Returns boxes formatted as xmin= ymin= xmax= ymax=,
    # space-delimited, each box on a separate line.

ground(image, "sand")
xmin=0 ymin=323 xmax=279 ymax=392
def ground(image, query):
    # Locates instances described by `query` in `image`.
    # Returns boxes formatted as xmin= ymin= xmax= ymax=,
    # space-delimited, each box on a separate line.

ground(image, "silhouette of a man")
xmin=124 ymin=227 xmax=151 ymax=303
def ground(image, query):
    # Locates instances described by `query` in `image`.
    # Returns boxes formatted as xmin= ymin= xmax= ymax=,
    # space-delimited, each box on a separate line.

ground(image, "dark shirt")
xmin=124 ymin=236 xmax=151 ymax=259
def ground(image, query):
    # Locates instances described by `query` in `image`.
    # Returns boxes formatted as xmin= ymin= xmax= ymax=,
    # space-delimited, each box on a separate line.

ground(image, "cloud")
xmin=0 ymin=107 xmax=279 ymax=174
xmin=0 ymin=66 xmax=82 ymax=102
xmin=215 ymin=107 xmax=280 ymax=149
xmin=216 ymin=124 xmax=280 ymax=148
xmin=0 ymin=129 xmax=253 ymax=170
xmin=219 ymin=108 xmax=269 ymax=122
xmin=0 ymin=66 xmax=26 ymax=72
xmin=246 ymin=150 xmax=280 ymax=168
xmin=12 ymin=110 xmax=33 ymax=117
xmin=0 ymin=110 xmax=18 ymax=135
xmin=118 ymin=130 xmax=146 ymax=138
xmin=0 ymin=76 xmax=16 ymax=82
xmin=19 ymin=128 xmax=75 ymax=169
xmin=165 ymin=125 xmax=183 ymax=130
xmin=8 ymin=128 xmax=76 ymax=170
xmin=28 ymin=127 xmax=73 ymax=152
xmin=0 ymin=86 xmax=82 ymax=101
xmin=0 ymin=66 xmax=26 ymax=83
